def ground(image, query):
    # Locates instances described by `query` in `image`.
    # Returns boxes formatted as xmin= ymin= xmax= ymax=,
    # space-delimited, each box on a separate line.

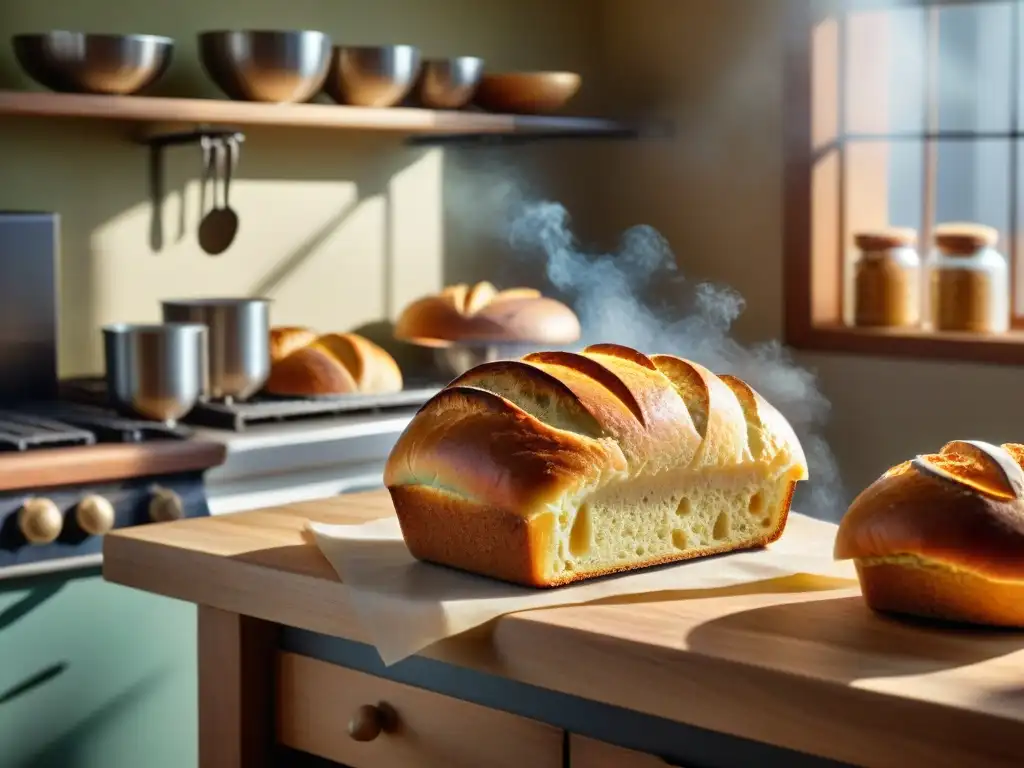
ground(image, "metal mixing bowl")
xmin=414 ymin=56 xmax=484 ymax=109
xmin=325 ymin=45 xmax=421 ymax=107
xmin=198 ymin=30 xmax=331 ymax=103
xmin=161 ymin=298 xmax=271 ymax=402
xmin=12 ymin=32 xmax=174 ymax=95
xmin=103 ymin=323 xmax=207 ymax=425
xmin=433 ymin=343 xmax=542 ymax=378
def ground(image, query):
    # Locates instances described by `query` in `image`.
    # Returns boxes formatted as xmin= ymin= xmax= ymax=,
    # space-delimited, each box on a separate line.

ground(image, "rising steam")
xmin=507 ymin=200 xmax=843 ymax=517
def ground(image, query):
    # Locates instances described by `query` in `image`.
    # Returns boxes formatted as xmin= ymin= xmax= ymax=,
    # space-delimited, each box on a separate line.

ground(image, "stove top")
xmin=0 ymin=402 xmax=189 ymax=451
xmin=60 ymin=377 xmax=443 ymax=432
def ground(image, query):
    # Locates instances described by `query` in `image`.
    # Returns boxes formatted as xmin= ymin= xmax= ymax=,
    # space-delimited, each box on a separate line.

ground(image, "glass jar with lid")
xmin=853 ymin=228 xmax=921 ymax=328
xmin=928 ymin=223 xmax=1008 ymax=333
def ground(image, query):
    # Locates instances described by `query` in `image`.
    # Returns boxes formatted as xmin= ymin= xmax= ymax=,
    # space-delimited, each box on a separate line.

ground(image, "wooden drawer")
xmin=570 ymin=735 xmax=683 ymax=767
xmin=277 ymin=652 xmax=562 ymax=768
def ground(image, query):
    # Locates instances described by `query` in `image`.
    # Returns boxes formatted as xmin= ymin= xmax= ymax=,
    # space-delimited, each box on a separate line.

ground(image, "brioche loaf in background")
xmin=394 ymin=281 xmax=581 ymax=347
xmin=835 ymin=440 xmax=1024 ymax=627
xmin=384 ymin=343 xmax=808 ymax=587
xmin=265 ymin=327 xmax=403 ymax=396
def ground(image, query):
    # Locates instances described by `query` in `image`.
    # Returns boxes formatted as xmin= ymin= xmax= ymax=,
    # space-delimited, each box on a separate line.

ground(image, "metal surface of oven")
xmin=0 ymin=471 xmax=210 ymax=579
xmin=0 ymin=212 xmax=59 ymax=404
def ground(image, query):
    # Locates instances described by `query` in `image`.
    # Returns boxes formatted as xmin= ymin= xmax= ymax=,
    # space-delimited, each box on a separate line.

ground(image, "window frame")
xmin=783 ymin=0 xmax=1024 ymax=365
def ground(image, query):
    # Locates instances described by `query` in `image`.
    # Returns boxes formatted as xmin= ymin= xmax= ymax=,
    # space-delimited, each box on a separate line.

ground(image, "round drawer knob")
xmin=149 ymin=487 xmax=184 ymax=523
xmin=18 ymin=497 xmax=63 ymax=545
xmin=76 ymin=494 xmax=116 ymax=536
xmin=348 ymin=702 xmax=397 ymax=742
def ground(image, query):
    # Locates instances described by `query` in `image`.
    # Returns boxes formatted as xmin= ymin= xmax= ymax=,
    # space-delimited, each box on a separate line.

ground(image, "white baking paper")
xmin=309 ymin=513 xmax=857 ymax=665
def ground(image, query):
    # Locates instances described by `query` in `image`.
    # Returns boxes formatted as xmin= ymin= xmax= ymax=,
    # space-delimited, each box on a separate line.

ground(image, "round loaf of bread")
xmin=395 ymin=281 xmax=581 ymax=347
xmin=834 ymin=440 xmax=1024 ymax=626
xmin=265 ymin=331 xmax=403 ymax=396
xmin=270 ymin=326 xmax=318 ymax=364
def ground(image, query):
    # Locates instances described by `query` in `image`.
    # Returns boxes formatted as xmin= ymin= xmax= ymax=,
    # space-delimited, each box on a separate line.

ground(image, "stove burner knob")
xmin=76 ymin=495 xmax=116 ymax=536
xmin=149 ymin=487 xmax=184 ymax=523
xmin=18 ymin=497 xmax=63 ymax=545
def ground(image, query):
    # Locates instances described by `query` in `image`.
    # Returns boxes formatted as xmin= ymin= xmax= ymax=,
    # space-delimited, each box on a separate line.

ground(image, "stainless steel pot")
xmin=103 ymin=323 xmax=207 ymax=425
xmin=161 ymin=298 xmax=270 ymax=402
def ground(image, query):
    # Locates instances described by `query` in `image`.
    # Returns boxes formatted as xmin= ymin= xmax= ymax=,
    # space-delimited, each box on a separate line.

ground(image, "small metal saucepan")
xmin=161 ymin=297 xmax=271 ymax=402
xmin=103 ymin=323 xmax=208 ymax=425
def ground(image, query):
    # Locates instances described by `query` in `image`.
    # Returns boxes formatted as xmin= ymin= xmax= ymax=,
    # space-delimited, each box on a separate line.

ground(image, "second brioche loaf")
xmin=384 ymin=343 xmax=807 ymax=587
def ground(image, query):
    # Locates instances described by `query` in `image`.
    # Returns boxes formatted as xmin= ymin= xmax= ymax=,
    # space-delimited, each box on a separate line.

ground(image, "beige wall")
xmin=4 ymin=0 xmax=997 ymax=507
xmin=0 ymin=0 xmax=602 ymax=375
xmin=595 ymin=0 xmax=1024 ymax=507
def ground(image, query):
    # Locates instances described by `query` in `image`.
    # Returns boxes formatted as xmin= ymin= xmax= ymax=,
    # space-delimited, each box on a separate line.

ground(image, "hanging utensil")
xmin=198 ymin=136 xmax=224 ymax=255
xmin=220 ymin=135 xmax=240 ymax=248
xmin=197 ymin=136 xmax=239 ymax=255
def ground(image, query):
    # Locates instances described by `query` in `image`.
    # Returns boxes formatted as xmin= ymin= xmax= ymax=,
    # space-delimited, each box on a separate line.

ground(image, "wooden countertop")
xmin=103 ymin=490 xmax=1024 ymax=768
xmin=0 ymin=439 xmax=227 ymax=491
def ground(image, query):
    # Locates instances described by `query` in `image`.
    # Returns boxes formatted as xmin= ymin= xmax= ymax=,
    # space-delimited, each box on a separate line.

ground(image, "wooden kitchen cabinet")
xmin=570 ymin=735 xmax=678 ymax=767
xmin=103 ymin=491 xmax=1024 ymax=768
xmin=277 ymin=652 xmax=562 ymax=768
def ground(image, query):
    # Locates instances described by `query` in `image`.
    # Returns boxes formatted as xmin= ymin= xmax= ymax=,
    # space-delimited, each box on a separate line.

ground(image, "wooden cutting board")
xmin=103 ymin=490 xmax=1024 ymax=768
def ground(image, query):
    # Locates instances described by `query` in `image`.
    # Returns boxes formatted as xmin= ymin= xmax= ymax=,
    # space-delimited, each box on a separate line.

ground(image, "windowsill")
xmin=790 ymin=323 xmax=1024 ymax=366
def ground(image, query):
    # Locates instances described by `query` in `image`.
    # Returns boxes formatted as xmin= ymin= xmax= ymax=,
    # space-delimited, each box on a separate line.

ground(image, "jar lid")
xmin=853 ymin=228 xmax=917 ymax=250
xmin=934 ymin=222 xmax=999 ymax=254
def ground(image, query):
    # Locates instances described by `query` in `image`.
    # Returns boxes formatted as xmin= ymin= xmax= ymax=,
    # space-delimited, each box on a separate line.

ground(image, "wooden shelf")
xmin=796 ymin=323 xmax=1024 ymax=366
xmin=0 ymin=90 xmax=633 ymax=140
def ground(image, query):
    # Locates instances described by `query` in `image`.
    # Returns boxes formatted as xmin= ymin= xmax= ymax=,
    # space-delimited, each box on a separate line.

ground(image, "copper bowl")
xmin=474 ymin=71 xmax=581 ymax=115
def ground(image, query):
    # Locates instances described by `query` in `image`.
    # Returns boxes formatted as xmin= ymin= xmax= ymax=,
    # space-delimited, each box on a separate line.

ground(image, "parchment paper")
xmin=309 ymin=513 xmax=857 ymax=665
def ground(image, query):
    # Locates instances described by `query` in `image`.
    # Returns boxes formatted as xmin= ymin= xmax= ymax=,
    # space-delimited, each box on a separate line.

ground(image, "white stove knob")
xmin=76 ymin=495 xmax=116 ymax=536
xmin=149 ymin=487 xmax=184 ymax=523
xmin=18 ymin=497 xmax=63 ymax=545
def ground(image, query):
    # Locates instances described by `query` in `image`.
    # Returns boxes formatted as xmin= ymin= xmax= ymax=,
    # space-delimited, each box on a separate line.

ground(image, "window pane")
xmin=845 ymin=141 xmax=923 ymax=323
xmin=936 ymin=2 xmax=1013 ymax=133
xmin=846 ymin=8 xmax=926 ymax=135
xmin=1015 ymin=142 xmax=1024 ymax=316
xmin=934 ymin=140 xmax=1011 ymax=243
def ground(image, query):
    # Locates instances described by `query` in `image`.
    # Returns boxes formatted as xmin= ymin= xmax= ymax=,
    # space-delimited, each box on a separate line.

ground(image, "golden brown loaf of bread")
xmin=835 ymin=440 xmax=1024 ymax=626
xmin=383 ymin=343 xmax=808 ymax=587
xmin=394 ymin=281 xmax=581 ymax=347
xmin=270 ymin=326 xmax=319 ymax=365
xmin=265 ymin=328 xmax=403 ymax=396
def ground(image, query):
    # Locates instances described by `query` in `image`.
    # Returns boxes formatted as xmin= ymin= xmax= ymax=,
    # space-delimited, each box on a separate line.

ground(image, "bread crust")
xmin=270 ymin=326 xmax=318 ymax=365
xmin=385 ymin=344 xmax=808 ymax=587
xmin=854 ymin=560 xmax=1024 ymax=627
xmin=383 ymin=386 xmax=627 ymax=513
xmin=395 ymin=282 xmax=581 ymax=346
xmin=836 ymin=441 xmax=1024 ymax=626
xmin=265 ymin=330 xmax=403 ymax=396
xmin=835 ymin=447 xmax=1024 ymax=581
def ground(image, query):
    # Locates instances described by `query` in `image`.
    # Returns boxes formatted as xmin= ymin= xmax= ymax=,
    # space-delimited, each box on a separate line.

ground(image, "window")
xmin=784 ymin=0 xmax=1024 ymax=364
